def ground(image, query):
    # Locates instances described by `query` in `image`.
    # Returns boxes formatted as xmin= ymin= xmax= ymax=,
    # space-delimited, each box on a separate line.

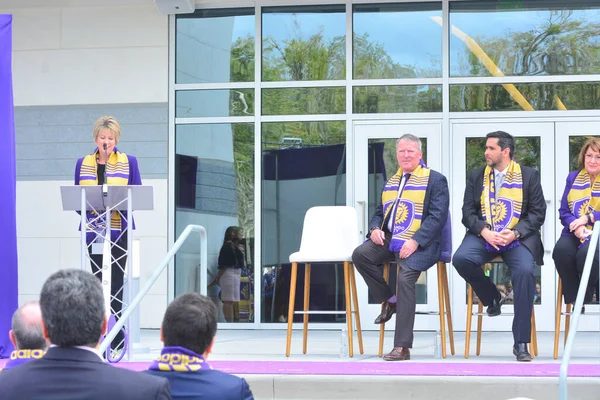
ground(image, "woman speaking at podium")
xmin=74 ymin=116 xmax=142 ymax=351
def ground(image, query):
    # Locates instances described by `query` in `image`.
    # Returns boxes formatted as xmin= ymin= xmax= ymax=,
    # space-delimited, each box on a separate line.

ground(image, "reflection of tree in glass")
xmin=233 ymin=124 xmax=255 ymax=239
xmin=454 ymin=10 xmax=600 ymax=77
xmin=230 ymin=34 xmax=255 ymax=82
xmin=465 ymin=137 xmax=541 ymax=178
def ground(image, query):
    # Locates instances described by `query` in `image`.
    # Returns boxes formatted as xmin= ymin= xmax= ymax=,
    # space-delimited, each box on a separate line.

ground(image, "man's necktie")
xmin=495 ymin=172 xmax=504 ymax=194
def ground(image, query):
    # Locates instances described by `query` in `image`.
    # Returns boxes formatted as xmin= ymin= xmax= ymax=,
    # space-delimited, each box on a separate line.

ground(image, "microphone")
xmin=102 ymin=143 xmax=108 ymax=197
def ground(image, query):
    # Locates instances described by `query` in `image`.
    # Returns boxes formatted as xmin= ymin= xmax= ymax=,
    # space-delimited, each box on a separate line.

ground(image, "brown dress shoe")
xmin=374 ymin=301 xmax=396 ymax=324
xmin=383 ymin=347 xmax=410 ymax=361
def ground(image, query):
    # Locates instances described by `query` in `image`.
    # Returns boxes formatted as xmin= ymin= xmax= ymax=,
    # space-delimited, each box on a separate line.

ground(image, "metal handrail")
xmin=558 ymin=221 xmax=600 ymax=400
xmin=99 ymin=224 xmax=207 ymax=355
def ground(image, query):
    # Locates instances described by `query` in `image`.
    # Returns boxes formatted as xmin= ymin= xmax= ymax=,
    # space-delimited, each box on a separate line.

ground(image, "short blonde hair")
xmin=578 ymin=137 xmax=600 ymax=170
xmin=93 ymin=116 xmax=121 ymax=144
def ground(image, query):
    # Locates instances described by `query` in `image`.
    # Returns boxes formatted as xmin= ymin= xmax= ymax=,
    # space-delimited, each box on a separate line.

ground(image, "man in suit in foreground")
xmin=453 ymin=131 xmax=546 ymax=362
xmin=0 ymin=269 xmax=171 ymax=399
xmin=352 ymin=133 xmax=449 ymax=361
xmin=145 ymin=293 xmax=254 ymax=400
xmin=2 ymin=301 xmax=48 ymax=371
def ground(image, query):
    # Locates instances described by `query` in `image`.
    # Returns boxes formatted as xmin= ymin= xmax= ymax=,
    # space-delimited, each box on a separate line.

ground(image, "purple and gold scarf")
xmin=1 ymin=349 xmax=45 ymax=371
xmin=148 ymin=346 xmax=212 ymax=372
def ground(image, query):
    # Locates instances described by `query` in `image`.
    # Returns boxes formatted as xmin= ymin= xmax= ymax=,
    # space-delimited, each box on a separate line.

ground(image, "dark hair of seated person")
xmin=161 ymin=293 xmax=217 ymax=355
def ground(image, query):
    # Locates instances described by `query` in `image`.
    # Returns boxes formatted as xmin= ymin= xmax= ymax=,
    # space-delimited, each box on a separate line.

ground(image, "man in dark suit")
xmin=0 ymin=269 xmax=171 ymax=399
xmin=2 ymin=301 xmax=48 ymax=371
xmin=145 ymin=293 xmax=254 ymax=400
xmin=352 ymin=133 xmax=449 ymax=361
xmin=453 ymin=131 xmax=546 ymax=362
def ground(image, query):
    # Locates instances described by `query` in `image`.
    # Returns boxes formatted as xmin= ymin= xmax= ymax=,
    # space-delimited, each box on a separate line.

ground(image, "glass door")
xmin=555 ymin=121 xmax=600 ymax=330
xmin=451 ymin=121 xmax=556 ymax=332
xmin=353 ymin=120 xmax=443 ymax=330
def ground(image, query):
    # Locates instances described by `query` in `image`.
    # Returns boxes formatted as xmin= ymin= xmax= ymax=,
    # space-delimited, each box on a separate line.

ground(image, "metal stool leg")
xmin=441 ymin=264 xmax=455 ymax=355
xmin=554 ymin=278 xmax=563 ymax=359
xmin=436 ymin=262 xmax=447 ymax=358
xmin=565 ymin=303 xmax=572 ymax=347
xmin=302 ymin=263 xmax=311 ymax=354
xmin=343 ymin=261 xmax=354 ymax=357
xmin=285 ymin=262 xmax=298 ymax=357
xmin=349 ymin=264 xmax=364 ymax=354
xmin=378 ymin=262 xmax=390 ymax=357
xmin=465 ymin=284 xmax=473 ymax=358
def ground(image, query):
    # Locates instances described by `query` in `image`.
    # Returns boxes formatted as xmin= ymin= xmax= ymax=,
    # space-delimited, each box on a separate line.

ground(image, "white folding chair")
xmin=285 ymin=206 xmax=364 ymax=357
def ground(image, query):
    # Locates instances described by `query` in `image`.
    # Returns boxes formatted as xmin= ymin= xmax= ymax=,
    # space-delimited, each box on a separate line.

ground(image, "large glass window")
xmin=175 ymin=123 xmax=255 ymax=323
xmin=176 ymin=90 xmax=255 ymax=117
xmin=450 ymin=82 xmax=600 ymax=112
xmin=450 ymin=1 xmax=600 ymax=77
xmin=262 ymin=87 xmax=345 ymax=115
xmin=353 ymin=3 xmax=443 ymax=79
xmin=354 ymin=85 xmax=442 ymax=113
xmin=262 ymin=5 xmax=346 ymax=81
xmin=176 ymin=9 xmax=255 ymax=83
xmin=261 ymin=121 xmax=346 ymax=323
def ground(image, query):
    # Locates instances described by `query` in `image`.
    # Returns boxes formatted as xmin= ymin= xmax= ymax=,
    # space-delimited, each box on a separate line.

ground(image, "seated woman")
xmin=553 ymin=138 xmax=600 ymax=306
xmin=213 ymin=226 xmax=245 ymax=322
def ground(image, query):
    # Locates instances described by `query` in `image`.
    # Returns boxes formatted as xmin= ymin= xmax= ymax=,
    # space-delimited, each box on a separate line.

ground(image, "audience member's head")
xmin=9 ymin=301 xmax=48 ymax=351
xmin=161 ymin=293 xmax=217 ymax=357
xmin=40 ymin=269 xmax=106 ymax=348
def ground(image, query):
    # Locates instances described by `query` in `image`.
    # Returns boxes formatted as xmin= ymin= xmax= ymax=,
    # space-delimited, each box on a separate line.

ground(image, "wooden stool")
xmin=285 ymin=261 xmax=364 ymax=357
xmin=378 ymin=261 xmax=455 ymax=358
xmin=553 ymin=278 xmax=572 ymax=359
xmin=465 ymin=256 xmax=538 ymax=358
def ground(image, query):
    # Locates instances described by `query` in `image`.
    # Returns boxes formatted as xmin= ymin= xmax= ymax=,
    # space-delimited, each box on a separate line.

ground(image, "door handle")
xmin=357 ymin=200 xmax=366 ymax=236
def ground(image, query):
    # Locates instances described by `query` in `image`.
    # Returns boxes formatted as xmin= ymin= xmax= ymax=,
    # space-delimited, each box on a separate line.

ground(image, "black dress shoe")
xmin=513 ymin=343 xmax=532 ymax=362
xmin=486 ymin=296 xmax=503 ymax=317
xmin=374 ymin=301 xmax=396 ymax=324
xmin=383 ymin=347 xmax=410 ymax=361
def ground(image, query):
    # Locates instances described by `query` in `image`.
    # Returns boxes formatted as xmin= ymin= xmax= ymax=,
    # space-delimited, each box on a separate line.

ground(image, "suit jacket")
xmin=461 ymin=165 xmax=546 ymax=265
xmin=368 ymin=169 xmax=450 ymax=271
xmin=145 ymin=368 xmax=254 ymax=400
xmin=0 ymin=347 xmax=171 ymax=400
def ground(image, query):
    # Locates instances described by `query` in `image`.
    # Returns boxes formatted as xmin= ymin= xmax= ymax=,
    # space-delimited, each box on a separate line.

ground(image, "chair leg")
xmin=436 ymin=262 xmax=447 ymax=358
xmin=302 ymin=263 xmax=311 ymax=354
xmin=343 ymin=261 xmax=354 ymax=357
xmin=378 ymin=262 xmax=390 ymax=358
xmin=441 ymin=264 xmax=455 ymax=355
xmin=349 ymin=264 xmax=364 ymax=355
xmin=285 ymin=262 xmax=298 ymax=357
xmin=465 ymin=284 xmax=473 ymax=358
xmin=565 ymin=303 xmax=572 ymax=347
xmin=554 ymin=278 xmax=563 ymax=359
xmin=531 ymin=306 xmax=538 ymax=358
xmin=476 ymin=299 xmax=483 ymax=356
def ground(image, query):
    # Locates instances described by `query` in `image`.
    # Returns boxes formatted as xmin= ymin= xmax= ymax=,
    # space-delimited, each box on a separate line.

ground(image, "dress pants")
xmin=453 ymin=233 xmax=536 ymax=343
xmin=352 ymin=232 xmax=422 ymax=348
xmin=553 ymin=234 xmax=599 ymax=304
xmin=89 ymin=236 xmax=127 ymax=350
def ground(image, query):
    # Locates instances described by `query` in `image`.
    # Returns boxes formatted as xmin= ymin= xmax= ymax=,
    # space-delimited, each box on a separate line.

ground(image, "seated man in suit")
xmin=453 ymin=131 xmax=546 ymax=362
xmin=145 ymin=293 xmax=254 ymax=400
xmin=2 ymin=301 xmax=48 ymax=371
xmin=352 ymin=133 xmax=449 ymax=361
xmin=0 ymin=269 xmax=171 ymax=399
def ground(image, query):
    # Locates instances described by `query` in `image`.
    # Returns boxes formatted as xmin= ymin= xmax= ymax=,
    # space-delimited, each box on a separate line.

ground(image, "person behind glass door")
xmin=211 ymin=226 xmax=245 ymax=322
xmin=452 ymin=131 xmax=546 ymax=362
xmin=74 ymin=116 xmax=142 ymax=350
xmin=553 ymin=138 xmax=600 ymax=309
xmin=352 ymin=133 xmax=449 ymax=361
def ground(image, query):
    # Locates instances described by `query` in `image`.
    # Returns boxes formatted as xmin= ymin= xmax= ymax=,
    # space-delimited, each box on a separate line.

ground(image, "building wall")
xmin=2 ymin=3 xmax=169 ymax=328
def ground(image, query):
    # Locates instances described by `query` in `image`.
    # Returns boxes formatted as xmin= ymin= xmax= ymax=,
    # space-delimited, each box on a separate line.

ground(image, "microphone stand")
xmin=102 ymin=143 xmax=108 ymax=197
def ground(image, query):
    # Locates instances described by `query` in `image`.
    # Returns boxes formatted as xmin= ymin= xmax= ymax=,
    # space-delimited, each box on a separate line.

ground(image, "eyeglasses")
xmin=585 ymin=154 xmax=600 ymax=162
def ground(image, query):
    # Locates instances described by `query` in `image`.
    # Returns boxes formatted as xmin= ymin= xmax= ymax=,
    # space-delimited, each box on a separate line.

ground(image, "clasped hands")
xmin=370 ymin=228 xmax=418 ymax=259
xmin=569 ymin=215 xmax=592 ymax=239
xmin=481 ymin=227 xmax=517 ymax=251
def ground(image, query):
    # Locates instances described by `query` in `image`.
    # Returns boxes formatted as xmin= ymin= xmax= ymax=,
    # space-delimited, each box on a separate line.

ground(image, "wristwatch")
xmin=370 ymin=226 xmax=380 ymax=233
xmin=587 ymin=213 xmax=593 ymax=225
xmin=512 ymin=229 xmax=522 ymax=240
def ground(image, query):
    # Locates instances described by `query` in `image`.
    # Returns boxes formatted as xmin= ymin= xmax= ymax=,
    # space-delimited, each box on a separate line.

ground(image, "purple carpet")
xmin=3 ymin=359 xmax=596 ymax=377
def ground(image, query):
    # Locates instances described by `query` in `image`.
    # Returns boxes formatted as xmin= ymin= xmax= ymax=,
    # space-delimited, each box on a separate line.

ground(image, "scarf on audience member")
xmin=567 ymin=169 xmax=600 ymax=245
xmin=148 ymin=346 xmax=212 ymax=372
xmin=481 ymin=160 xmax=523 ymax=252
xmin=2 ymin=349 xmax=45 ymax=371
xmin=79 ymin=148 xmax=130 ymax=241
xmin=381 ymin=161 xmax=430 ymax=253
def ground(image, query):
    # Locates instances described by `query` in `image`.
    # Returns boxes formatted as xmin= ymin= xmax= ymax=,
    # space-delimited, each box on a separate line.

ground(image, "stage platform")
xmin=2 ymin=330 xmax=599 ymax=399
